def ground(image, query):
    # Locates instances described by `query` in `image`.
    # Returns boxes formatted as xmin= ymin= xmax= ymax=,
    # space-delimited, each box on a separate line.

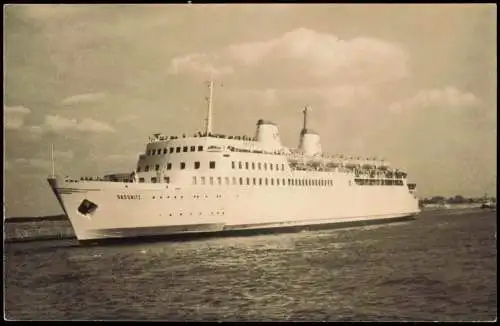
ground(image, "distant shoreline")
xmin=4 ymin=215 xmax=68 ymax=223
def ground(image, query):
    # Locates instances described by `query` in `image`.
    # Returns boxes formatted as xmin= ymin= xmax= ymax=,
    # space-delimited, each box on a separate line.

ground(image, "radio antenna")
xmin=50 ymin=143 xmax=55 ymax=177
xmin=204 ymin=72 xmax=214 ymax=135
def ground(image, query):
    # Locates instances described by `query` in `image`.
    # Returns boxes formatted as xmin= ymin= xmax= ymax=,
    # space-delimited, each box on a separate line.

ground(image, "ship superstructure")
xmin=47 ymin=79 xmax=420 ymax=244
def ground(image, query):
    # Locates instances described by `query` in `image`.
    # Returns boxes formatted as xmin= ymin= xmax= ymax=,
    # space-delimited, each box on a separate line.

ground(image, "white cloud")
xmin=61 ymin=92 xmax=106 ymax=105
xmin=14 ymin=158 xmax=51 ymax=170
xmin=54 ymin=150 xmax=74 ymax=160
xmin=117 ymin=114 xmax=139 ymax=123
xmin=78 ymin=118 xmax=115 ymax=132
xmin=4 ymin=105 xmax=31 ymax=130
xmin=168 ymin=28 xmax=409 ymax=87
xmin=388 ymin=87 xmax=479 ymax=114
xmin=44 ymin=115 xmax=115 ymax=133
xmin=223 ymin=84 xmax=373 ymax=110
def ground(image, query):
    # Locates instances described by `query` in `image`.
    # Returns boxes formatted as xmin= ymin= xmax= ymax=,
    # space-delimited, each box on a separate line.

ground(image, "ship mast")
xmin=204 ymin=73 xmax=214 ymax=135
xmin=50 ymin=143 xmax=55 ymax=178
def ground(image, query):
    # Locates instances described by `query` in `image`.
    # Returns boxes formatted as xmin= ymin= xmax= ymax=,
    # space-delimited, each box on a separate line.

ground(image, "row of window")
xmin=117 ymin=194 xmax=141 ymax=200
xmin=116 ymin=194 xmax=224 ymax=201
xmin=139 ymin=161 xmax=216 ymax=172
xmin=137 ymin=177 xmax=170 ymax=183
xmin=232 ymin=161 xmax=286 ymax=172
xmin=147 ymin=145 xmax=204 ymax=156
xmin=354 ymin=179 xmax=404 ymax=186
xmin=193 ymin=176 xmax=334 ymax=187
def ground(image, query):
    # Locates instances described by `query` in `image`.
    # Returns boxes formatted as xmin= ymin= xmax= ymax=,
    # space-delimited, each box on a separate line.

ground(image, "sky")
xmin=3 ymin=4 xmax=497 ymax=217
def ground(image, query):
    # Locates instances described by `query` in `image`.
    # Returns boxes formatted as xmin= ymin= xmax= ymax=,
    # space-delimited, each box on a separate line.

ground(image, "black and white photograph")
xmin=3 ymin=3 xmax=497 ymax=321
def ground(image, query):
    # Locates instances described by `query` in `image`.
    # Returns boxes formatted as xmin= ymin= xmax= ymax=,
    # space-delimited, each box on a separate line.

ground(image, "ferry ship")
xmin=47 ymin=79 xmax=420 ymax=245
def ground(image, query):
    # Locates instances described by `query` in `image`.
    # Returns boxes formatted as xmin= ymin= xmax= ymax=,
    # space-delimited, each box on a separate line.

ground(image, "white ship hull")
xmin=46 ymin=89 xmax=421 ymax=244
xmin=48 ymin=174 xmax=420 ymax=244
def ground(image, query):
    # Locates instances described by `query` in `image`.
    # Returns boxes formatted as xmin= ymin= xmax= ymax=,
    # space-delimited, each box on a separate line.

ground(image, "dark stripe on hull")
xmin=95 ymin=223 xmax=225 ymax=238
xmin=79 ymin=215 xmax=417 ymax=247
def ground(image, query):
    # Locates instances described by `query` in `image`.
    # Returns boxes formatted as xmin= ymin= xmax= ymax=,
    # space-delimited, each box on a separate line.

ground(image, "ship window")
xmin=277 ymin=178 xmax=280 ymax=186
xmin=193 ymin=176 xmax=197 ymax=185
xmin=157 ymin=149 xmax=162 ymax=155
xmin=271 ymin=178 xmax=274 ymax=186
xmin=155 ymin=164 xmax=160 ymax=171
xmin=145 ymin=165 xmax=150 ymax=172
xmin=282 ymin=164 xmax=285 ymax=171
xmin=265 ymin=178 xmax=268 ymax=186
xmin=139 ymin=178 xmax=145 ymax=183
xmin=137 ymin=166 xmax=141 ymax=172
xmin=225 ymin=177 xmax=230 ymax=185
xmin=252 ymin=162 xmax=255 ymax=170
xmin=270 ymin=164 xmax=273 ymax=171
xmin=210 ymin=177 xmax=214 ymax=185
xmin=183 ymin=146 xmax=188 ymax=152
xmin=194 ymin=161 xmax=200 ymax=169
xmin=201 ymin=176 xmax=206 ymax=185
xmin=151 ymin=177 xmax=157 ymax=183
xmin=258 ymin=162 xmax=262 ymax=170
xmin=245 ymin=162 xmax=249 ymax=169
xmin=180 ymin=162 xmax=186 ymax=169
xmin=232 ymin=161 xmax=235 ymax=169
xmin=167 ymin=163 xmax=172 ymax=170
xmin=288 ymin=178 xmax=291 ymax=186
xmin=282 ymin=178 xmax=285 ymax=185
xmin=190 ymin=146 xmax=195 ymax=152
xmin=176 ymin=147 xmax=181 ymax=153
xmin=246 ymin=177 xmax=250 ymax=185
xmin=238 ymin=162 xmax=242 ymax=169
xmin=259 ymin=178 xmax=262 ymax=185
xmin=164 ymin=177 xmax=170 ymax=183
xmin=163 ymin=148 xmax=167 ymax=154
xmin=217 ymin=177 xmax=222 ymax=185
xmin=170 ymin=148 xmax=174 ymax=153
xmin=239 ymin=177 xmax=243 ymax=185
xmin=198 ymin=145 xmax=203 ymax=151
xmin=263 ymin=163 xmax=267 ymax=170
xmin=232 ymin=177 xmax=237 ymax=185
xmin=276 ymin=163 xmax=279 ymax=171
xmin=253 ymin=177 xmax=256 ymax=185
xmin=209 ymin=161 xmax=216 ymax=169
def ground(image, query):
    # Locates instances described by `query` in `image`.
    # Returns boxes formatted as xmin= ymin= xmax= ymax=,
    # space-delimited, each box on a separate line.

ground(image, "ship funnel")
xmin=298 ymin=106 xmax=322 ymax=156
xmin=255 ymin=119 xmax=282 ymax=151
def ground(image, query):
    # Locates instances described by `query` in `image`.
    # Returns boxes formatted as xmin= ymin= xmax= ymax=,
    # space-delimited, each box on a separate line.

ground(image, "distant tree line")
xmin=419 ymin=195 xmax=496 ymax=207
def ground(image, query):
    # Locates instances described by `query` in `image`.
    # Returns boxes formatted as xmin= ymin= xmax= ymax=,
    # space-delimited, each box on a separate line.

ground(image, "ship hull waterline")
xmin=47 ymin=176 xmax=420 ymax=246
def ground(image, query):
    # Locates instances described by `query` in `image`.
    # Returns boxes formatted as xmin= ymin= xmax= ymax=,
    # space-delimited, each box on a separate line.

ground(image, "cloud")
xmin=116 ymin=114 xmax=139 ymax=123
xmin=61 ymin=92 xmax=106 ymax=105
xmin=4 ymin=105 xmax=31 ymax=130
xmin=14 ymin=158 xmax=51 ymax=170
xmin=44 ymin=115 xmax=115 ymax=133
xmin=53 ymin=150 xmax=74 ymax=160
xmin=223 ymin=84 xmax=374 ymax=110
xmin=388 ymin=87 xmax=479 ymax=114
xmin=168 ymin=28 xmax=409 ymax=87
